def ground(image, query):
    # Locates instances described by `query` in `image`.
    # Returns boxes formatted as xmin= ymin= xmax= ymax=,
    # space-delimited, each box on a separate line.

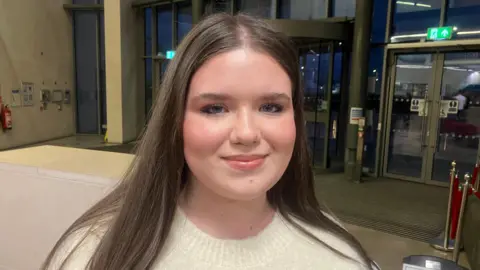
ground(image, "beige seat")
xmin=0 ymin=146 xmax=132 ymax=270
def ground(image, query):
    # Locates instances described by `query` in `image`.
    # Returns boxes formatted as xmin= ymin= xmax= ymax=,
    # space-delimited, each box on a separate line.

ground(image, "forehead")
xmin=188 ymin=48 xmax=292 ymax=99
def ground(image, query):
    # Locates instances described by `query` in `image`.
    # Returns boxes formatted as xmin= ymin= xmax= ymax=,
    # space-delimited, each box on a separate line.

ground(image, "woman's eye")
xmin=260 ymin=103 xmax=284 ymax=113
xmin=200 ymin=104 xmax=227 ymax=114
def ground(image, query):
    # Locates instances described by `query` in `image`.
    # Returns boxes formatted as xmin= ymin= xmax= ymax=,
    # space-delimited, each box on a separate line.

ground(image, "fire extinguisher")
xmin=0 ymin=96 xmax=12 ymax=131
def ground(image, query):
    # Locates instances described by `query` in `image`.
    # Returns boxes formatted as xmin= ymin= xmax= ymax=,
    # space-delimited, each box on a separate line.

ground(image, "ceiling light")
xmin=397 ymin=1 xmax=415 ymax=5
xmin=416 ymin=3 xmax=431 ymax=8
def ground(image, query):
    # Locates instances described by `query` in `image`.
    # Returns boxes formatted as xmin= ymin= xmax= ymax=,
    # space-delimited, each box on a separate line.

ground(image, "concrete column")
xmin=192 ymin=0 xmax=204 ymax=24
xmin=104 ymin=0 xmax=144 ymax=143
xmin=345 ymin=0 xmax=374 ymax=181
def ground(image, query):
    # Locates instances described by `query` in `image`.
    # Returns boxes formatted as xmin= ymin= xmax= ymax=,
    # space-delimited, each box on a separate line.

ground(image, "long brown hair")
xmin=43 ymin=13 xmax=373 ymax=269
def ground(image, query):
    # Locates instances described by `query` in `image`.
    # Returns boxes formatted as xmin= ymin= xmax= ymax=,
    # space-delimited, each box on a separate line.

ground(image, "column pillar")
xmin=345 ymin=0 xmax=374 ymax=181
xmin=192 ymin=0 xmax=204 ymax=24
xmin=104 ymin=0 xmax=144 ymax=143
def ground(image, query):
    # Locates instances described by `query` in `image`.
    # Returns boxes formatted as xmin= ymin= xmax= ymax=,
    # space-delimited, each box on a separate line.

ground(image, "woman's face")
xmin=183 ymin=48 xmax=296 ymax=201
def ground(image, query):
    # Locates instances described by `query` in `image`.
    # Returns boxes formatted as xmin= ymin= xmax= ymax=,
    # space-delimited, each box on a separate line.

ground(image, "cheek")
xmin=263 ymin=115 xmax=296 ymax=149
xmin=183 ymin=114 xmax=227 ymax=155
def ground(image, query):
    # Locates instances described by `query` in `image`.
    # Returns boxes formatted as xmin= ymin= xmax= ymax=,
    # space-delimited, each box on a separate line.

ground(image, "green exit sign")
xmin=427 ymin=27 xmax=453 ymax=41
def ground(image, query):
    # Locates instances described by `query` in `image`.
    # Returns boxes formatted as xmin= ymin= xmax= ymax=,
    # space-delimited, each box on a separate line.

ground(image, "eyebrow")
xmin=192 ymin=92 xmax=292 ymax=102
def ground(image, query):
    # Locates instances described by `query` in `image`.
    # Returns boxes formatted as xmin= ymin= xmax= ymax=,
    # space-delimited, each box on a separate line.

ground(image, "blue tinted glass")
xmin=278 ymin=0 xmax=327 ymax=19
xmin=177 ymin=2 xmax=192 ymax=46
xmin=371 ymin=0 xmax=388 ymax=43
xmin=145 ymin=8 xmax=152 ymax=56
xmin=368 ymin=47 xmax=384 ymax=94
xmin=333 ymin=0 xmax=355 ymax=17
xmin=237 ymin=0 xmax=273 ymax=18
xmin=145 ymin=59 xmax=153 ymax=116
xmin=157 ymin=6 xmax=173 ymax=56
xmin=392 ymin=0 xmax=442 ymax=41
xmin=446 ymin=0 xmax=480 ymax=39
xmin=332 ymin=51 xmax=342 ymax=93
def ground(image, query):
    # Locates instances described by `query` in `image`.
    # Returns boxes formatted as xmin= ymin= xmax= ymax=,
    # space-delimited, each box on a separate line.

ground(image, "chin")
xmin=219 ymin=178 xmax=277 ymax=201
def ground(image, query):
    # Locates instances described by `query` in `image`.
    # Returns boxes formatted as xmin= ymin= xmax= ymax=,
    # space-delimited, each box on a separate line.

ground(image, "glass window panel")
xmin=363 ymin=47 xmax=384 ymax=172
xmin=278 ymin=0 xmax=327 ymax=19
xmin=145 ymin=59 xmax=153 ymax=117
xmin=145 ymin=8 xmax=152 ymax=56
xmin=333 ymin=0 xmax=356 ymax=17
xmin=73 ymin=11 xmax=99 ymax=134
xmin=431 ymin=51 xmax=480 ymax=182
xmin=386 ymin=54 xmax=434 ymax=177
xmin=177 ymin=1 xmax=192 ymax=46
xmin=236 ymin=0 xmax=274 ymax=18
xmin=157 ymin=6 xmax=173 ymax=56
xmin=371 ymin=0 xmax=388 ymax=43
xmin=204 ymin=0 xmax=232 ymax=15
xmin=446 ymin=0 xmax=480 ymax=39
xmin=391 ymin=0 xmax=442 ymax=41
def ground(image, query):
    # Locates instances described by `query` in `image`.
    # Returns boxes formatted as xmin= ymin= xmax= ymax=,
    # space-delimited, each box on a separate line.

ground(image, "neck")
xmin=179 ymin=178 xmax=275 ymax=240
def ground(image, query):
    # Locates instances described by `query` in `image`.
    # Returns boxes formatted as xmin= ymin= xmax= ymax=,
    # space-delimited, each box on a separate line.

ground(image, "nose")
xmin=230 ymin=108 xmax=260 ymax=145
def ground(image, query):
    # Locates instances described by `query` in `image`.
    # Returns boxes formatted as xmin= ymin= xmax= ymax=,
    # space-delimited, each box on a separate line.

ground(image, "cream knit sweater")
xmin=50 ymin=210 xmax=373 ymax=270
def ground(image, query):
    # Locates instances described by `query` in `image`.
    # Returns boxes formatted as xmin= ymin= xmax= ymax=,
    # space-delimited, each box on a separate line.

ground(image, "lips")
xmin=222 ymin=155 xmax=267 ymax=171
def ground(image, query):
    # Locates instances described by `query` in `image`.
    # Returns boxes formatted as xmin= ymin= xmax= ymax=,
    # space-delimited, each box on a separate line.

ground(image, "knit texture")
xmin=50 ymin=210 xmax=370 ymax=270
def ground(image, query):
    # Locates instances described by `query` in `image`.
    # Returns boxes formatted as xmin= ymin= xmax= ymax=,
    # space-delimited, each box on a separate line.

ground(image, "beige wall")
xmin=105 ymin=0 xmax=145 ymax=144
xmin=0 ymin=0 xmax=75 ymax=150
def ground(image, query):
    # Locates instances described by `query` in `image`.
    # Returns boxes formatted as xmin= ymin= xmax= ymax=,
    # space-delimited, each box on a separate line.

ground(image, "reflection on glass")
xmin=236 ymin=0 xmax=273 ymax=18
xmin=446 ymin=0 xmax=480 ymax=39
xmin=329 ymin=48 xmax=343 ymax=161
xmin=363 ymin=47 xmax=384 ymax=171
xmin=278 ymin=0 xmax=327 ymax=19
xmin=300 ymin=45 xmax=331 ymax=167
xmin=333 ymin=0 xmax=356 ymax=17
xmin=177 ymin=2 xmax=192 ymax=46
xmin=391 ymin=0 xmax=441 ymax=41
xmin=157 ymin=6 xmax=173 ymax=56
xmin=432 ymin=52 xmax=480 ymax=182
xmin=145 ymin=8 xmax=152 ymax=56
xmin=386 ymin=54 xmax=433 ymax=178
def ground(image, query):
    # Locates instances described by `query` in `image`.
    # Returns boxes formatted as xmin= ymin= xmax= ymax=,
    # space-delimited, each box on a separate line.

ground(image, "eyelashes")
xmin=200 ymin=103 xmax=285 ymax=115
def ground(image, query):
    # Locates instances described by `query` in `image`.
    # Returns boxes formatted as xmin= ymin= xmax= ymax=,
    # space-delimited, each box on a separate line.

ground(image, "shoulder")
xmin=282 ymin=212 xmax=378 ymax=270
xmin=45 ymin=225 xmax=106 ymax=270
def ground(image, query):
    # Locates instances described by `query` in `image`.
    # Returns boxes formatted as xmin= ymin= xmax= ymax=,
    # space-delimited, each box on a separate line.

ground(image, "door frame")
xmin=376 ymin=40 xmax=480 ymax=186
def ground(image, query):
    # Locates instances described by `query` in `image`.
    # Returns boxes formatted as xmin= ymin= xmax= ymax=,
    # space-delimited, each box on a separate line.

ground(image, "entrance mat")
xmin=314 ymin=174 xmax=449 ymax=243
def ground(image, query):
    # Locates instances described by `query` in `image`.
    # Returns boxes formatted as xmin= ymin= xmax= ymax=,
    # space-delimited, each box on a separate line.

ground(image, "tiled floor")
xmin=348 ymin=224 xmax=470 ymax=270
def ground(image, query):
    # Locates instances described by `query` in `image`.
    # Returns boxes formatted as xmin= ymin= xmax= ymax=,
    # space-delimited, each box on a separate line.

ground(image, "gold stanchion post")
xmin=452 ymin=173 xmax=471 ymax=263
xmin=431 ymin=161 xmax=456 ymax=251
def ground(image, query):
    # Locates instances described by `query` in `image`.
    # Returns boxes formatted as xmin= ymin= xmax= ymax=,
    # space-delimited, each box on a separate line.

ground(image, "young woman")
xmin=43 ymin=13 xmax=376 ymax=270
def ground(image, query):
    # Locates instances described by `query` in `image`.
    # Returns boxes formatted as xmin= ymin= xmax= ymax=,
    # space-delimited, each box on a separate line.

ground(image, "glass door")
xmin=383 ymin=51 xmax=480 ymax=185
xmin=383 ymin=53 xmax=436 ymax=182
xmin=299 ymin=43 xmax=334 ymax=169
xmin=429 ymin=52 xmax=480 ymax=184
